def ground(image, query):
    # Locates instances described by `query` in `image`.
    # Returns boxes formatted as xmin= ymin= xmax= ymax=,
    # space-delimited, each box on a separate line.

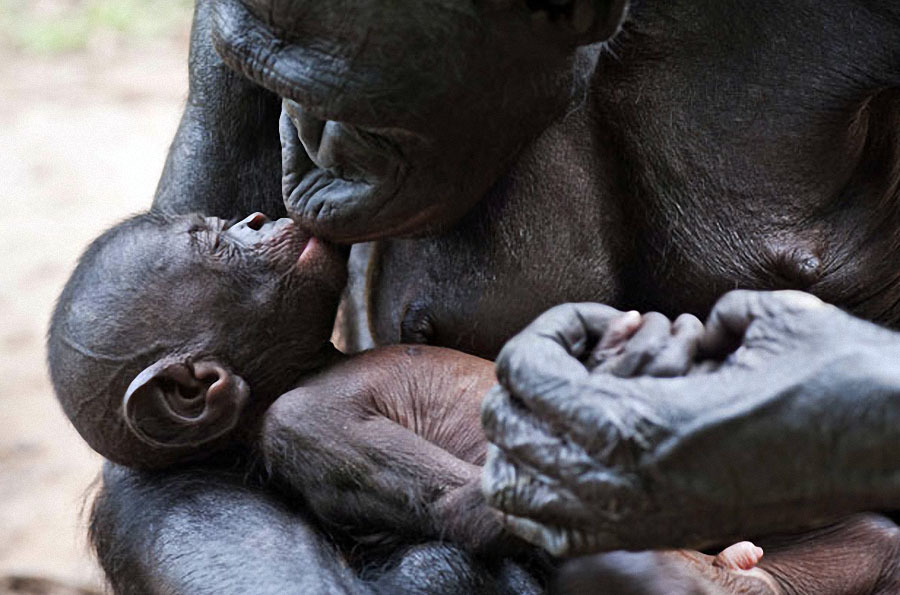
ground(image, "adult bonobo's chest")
xmin=369 ymin=110 xmax=628 ymax=358
xmin=369 ymin=0 xmax=900 ymax=359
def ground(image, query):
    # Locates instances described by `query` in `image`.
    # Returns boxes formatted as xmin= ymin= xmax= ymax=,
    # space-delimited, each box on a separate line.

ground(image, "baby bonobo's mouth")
xmin=242 ymin=213 xmax=347 ymax=274
xmin=296 ymin=236 xmax=349 ymax=265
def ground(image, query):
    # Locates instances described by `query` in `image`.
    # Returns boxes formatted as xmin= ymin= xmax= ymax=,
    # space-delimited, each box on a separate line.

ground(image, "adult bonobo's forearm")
xmin=91 ymin=463 xmax=366 ymax=595
xmin=152 ymin=0 xmax=283 ymax=218
xmin=482 ymin=291 xmax=900 ymax=557
xmin=93 ymin=463 xmax=545 ymax=594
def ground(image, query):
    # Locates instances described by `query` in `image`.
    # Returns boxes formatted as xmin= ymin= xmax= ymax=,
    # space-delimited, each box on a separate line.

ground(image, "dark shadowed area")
xmin=0 ymin=1 xmax=191 ymax=591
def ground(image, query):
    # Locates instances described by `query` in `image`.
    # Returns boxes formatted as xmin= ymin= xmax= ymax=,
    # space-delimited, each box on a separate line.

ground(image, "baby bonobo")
xmin=48 ymin=210 xmax=771 ymax=579
xmin=48 ymin=210 xmax=508 ymax=552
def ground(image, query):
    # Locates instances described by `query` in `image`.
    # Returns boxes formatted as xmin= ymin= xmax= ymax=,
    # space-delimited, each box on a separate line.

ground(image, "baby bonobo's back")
xmin=48 ymin=210 xmax=346 ymax=469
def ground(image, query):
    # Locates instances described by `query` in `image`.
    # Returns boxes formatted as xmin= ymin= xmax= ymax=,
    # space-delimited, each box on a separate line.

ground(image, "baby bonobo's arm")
xmin=259 ymin=345 xmax=508 ymax=554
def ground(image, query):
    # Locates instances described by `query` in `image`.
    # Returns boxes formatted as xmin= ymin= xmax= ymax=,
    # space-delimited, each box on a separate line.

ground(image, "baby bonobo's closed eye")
xmin=123 ymin=356 xmax=250 ymax=451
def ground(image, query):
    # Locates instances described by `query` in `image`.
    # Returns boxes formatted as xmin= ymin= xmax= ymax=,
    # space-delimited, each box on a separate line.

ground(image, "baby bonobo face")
xmin=49 ymin=210 xmax=348 ymax=469
xmin=191 ymin=212 xmax=331 ymax=277
xmin=171 ymin=211 xmax=348 ymax=360
xmin=119 ymin=212 xmax=349 ymax=452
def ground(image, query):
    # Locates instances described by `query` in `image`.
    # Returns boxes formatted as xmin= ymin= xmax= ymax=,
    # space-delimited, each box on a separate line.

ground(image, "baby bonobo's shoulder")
xmin=259 ymin=345 xmax=515 ymax=556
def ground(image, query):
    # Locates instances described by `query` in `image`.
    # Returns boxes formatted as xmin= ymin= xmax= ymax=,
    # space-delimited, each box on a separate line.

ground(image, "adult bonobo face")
xmin=211 ymin=0 xmax=628 ymax=242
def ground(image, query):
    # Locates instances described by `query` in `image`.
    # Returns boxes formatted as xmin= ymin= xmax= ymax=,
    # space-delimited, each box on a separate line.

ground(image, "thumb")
xmin=700 ymin=290 xmax=826 ymax=358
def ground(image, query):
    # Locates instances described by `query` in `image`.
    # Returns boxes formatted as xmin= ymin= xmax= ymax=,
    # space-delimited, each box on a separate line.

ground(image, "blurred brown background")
xmin=0 ymin=1 xmax=193 ymax=592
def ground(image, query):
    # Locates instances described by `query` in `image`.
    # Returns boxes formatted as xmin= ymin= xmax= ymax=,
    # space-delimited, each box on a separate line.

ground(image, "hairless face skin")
xmin=214 ymin=0 xmax=627 ymax=242
xmin=58 ymin=0 xmax=900 ymax=592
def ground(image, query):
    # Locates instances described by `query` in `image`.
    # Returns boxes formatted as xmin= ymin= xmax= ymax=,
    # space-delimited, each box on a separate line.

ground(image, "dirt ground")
xmin=0 ymin=18 xmax=191 ymax=594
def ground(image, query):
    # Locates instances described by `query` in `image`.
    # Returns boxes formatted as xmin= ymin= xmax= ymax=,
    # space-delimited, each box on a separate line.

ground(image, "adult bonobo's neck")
xmin=367 ymin=0 xmax=900 ymax=356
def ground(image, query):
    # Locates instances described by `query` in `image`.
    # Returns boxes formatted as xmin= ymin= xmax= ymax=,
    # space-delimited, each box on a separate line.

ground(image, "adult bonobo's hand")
xmin=483 ymin=291 xmax=900 ymax=557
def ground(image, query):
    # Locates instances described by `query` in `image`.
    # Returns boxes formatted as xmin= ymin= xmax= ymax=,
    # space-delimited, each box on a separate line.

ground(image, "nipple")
xmin=762 ymin=239 xmax=824 ymax=289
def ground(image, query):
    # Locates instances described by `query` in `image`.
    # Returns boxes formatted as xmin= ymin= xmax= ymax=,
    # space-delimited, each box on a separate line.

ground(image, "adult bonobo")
xmin=77 ymin=0 xmax=900 ymax=593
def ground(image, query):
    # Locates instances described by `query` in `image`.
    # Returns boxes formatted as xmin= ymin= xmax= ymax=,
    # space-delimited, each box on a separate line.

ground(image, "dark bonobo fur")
xmin=66 ymin=0 xmax=900 ymax=592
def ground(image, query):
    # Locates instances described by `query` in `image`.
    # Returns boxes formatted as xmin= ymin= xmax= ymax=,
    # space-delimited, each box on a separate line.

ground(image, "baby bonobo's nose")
xmin=240 ymin=212 xmax=270 ymax=231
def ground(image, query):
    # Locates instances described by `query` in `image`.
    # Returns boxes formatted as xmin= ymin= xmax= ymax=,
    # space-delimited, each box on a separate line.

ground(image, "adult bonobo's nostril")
xmin=241 ymin=212 xmax=269 ymax=231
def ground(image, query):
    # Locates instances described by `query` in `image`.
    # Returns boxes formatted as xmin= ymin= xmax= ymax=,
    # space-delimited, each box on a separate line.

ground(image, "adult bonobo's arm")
xmin=91 ymin=464 xmax=366 ymax=594
xmin=151 ymin=0 xmax=283 ymax=218
xmin=482 ymin=291 xmax=900 ymax=557
xmin=91 ymin=464 xmax=544 ymax=594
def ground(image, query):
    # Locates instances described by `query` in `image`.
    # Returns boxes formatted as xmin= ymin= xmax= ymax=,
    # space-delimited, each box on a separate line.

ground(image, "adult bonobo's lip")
xmin=279 ymin=99 xmax=412 ymax=242
xmin=211 ymin=0 xmax=439 ymax=243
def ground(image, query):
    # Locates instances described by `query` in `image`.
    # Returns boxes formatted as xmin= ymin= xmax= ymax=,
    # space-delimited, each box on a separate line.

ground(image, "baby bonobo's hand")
xmin=586 ymin=310 xmax=705 ymax=378
xmin=259 ymin=345 xmax=518 ymax=555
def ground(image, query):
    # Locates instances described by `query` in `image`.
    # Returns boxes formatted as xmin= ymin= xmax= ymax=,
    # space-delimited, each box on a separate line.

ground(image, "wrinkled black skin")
xmin=483 ymin=295 xmax=900 ymax=553
xmin=87 ymin=0 xmax=900 ymax=592
xmin=485 ymin=294 xmax=900 ymax=593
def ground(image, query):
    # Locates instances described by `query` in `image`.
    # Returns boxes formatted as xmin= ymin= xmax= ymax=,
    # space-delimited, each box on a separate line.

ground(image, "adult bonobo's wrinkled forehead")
xmin=211 ymin=0 xmax=628 ymax=241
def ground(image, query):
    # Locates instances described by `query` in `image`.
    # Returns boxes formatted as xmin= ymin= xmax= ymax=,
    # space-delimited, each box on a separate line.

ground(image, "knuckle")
xmin=772 ymin=289 xmax=827 ymax=312
xmin=482 ymin=446 xmax=518 ymax=508
xmin=480 ymin=386 xmax=507 ymax=437
xmin=674 ymin=313 xmax=703 ymax=333
xmin=644 ymin=359 xmax=683 ymax=378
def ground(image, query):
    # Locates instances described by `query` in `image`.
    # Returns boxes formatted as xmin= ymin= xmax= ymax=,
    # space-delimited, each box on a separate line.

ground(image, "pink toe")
xmin=713 ymin=541 xmax=765 ymax=571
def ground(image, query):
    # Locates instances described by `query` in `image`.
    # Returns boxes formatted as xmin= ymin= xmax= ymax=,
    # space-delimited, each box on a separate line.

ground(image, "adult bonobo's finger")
xmin=496 ymin=303 xmax=627 ymax=416
xmin=700 ymin=290 xmax=827 ymax=358
xmin=602 ymin=312 xmax=671 ymax=377
xmin=482 ymin=385 xmax=569 ymax=469
xmin=483 ymin=382 xmax=657 ymax=493
xmin=483 ymin=445 xmax=587 ymax=523
xmin=503 ymin=514 xmax=620 ymax=557
xmin=585 ymin=311 xmax=643 ymax=370
xmin=643 ymin=313 xmax=704 ymax=377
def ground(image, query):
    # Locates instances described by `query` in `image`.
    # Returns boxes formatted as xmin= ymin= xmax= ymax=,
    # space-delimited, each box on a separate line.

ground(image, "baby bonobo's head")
xmin=48 ymin=211 xmax=347 ymax=469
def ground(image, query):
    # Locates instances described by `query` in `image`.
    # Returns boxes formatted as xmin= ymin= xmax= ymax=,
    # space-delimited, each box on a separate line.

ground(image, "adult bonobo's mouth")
xmin=279 ymin=99 xmax=416 ymax=243
xmin=211 ymin=0 xmax=631 ymax=242
xmin=210 ymin=0 xmax=439 ymax=242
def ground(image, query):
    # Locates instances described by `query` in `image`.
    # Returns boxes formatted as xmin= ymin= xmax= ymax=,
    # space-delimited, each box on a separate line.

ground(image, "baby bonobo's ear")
xmin=123 ymin=357 xmax=250 ymax=451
